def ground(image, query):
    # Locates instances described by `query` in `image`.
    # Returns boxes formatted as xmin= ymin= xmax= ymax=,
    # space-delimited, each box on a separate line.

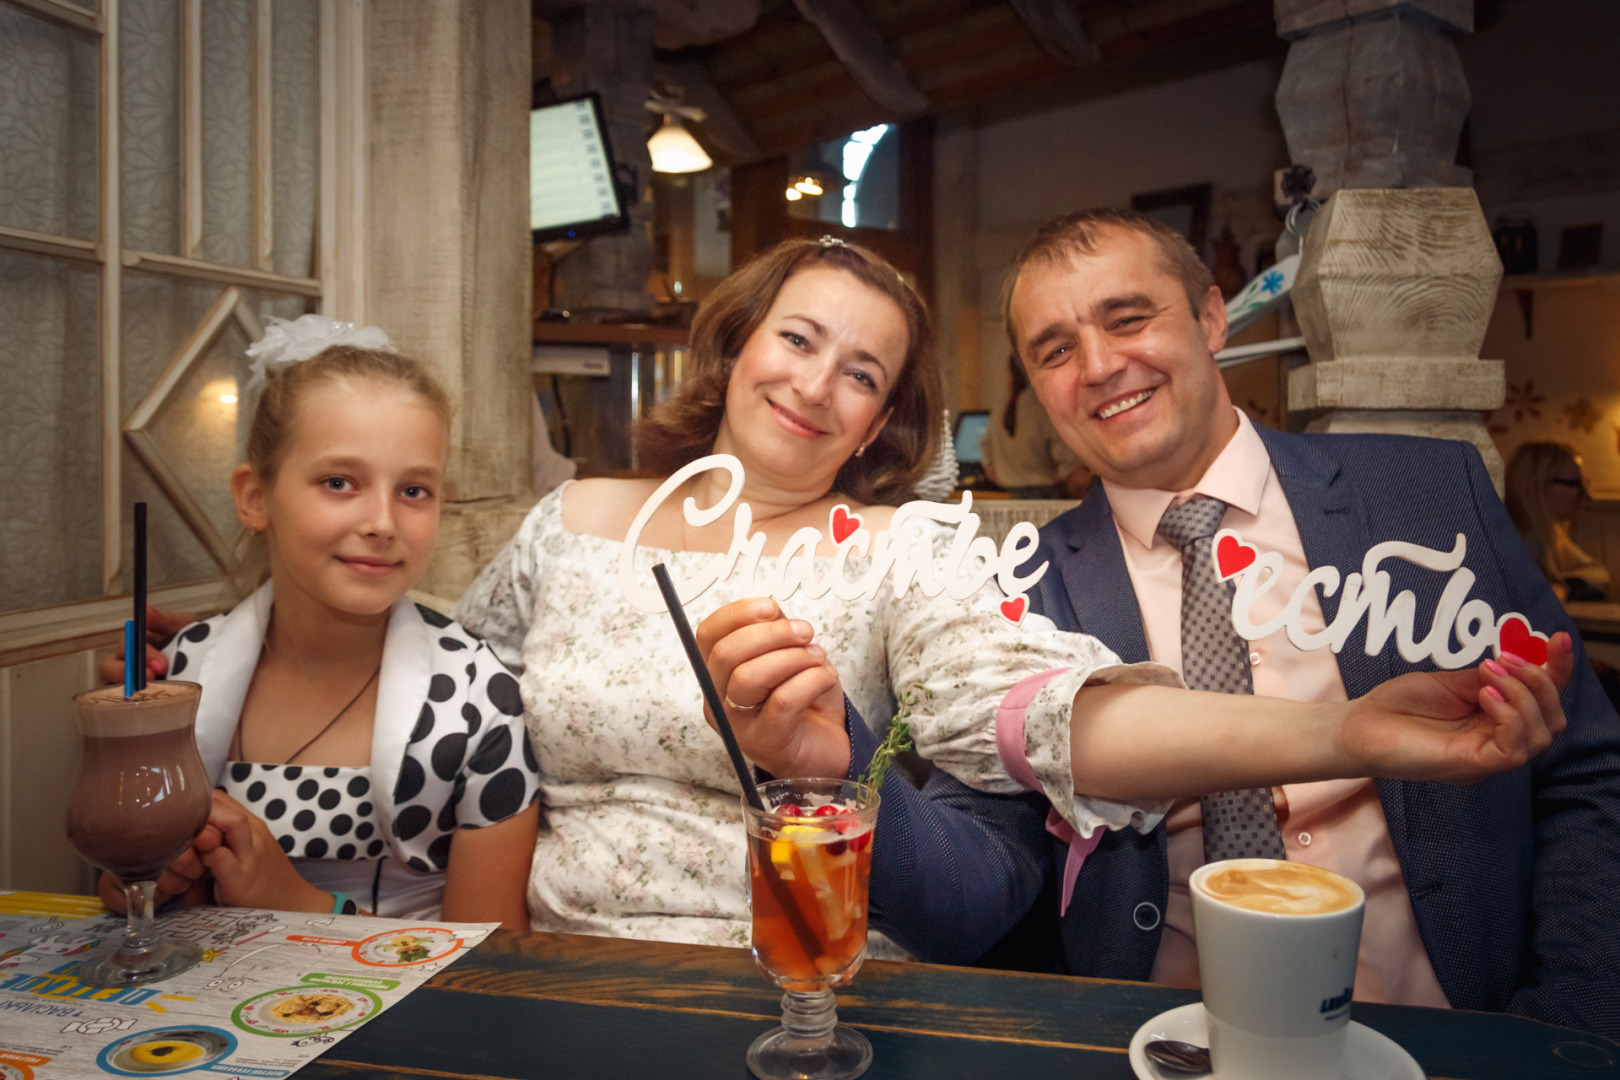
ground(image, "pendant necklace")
xmin=277 ymin=664 xmax=381 ymax=765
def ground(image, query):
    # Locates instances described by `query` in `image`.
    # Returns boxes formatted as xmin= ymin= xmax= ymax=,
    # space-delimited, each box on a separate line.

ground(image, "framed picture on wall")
xmin=1131 ymin=183 xmax=1213 ymax=257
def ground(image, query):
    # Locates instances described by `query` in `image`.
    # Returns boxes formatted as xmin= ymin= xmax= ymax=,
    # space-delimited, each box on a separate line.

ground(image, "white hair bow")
xmin=245 ymin=314 xmax=395 ymax=391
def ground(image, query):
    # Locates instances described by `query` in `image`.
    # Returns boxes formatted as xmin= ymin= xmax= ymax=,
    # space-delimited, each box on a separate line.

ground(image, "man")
xmin=702 ymin=209 xmax=1619 ymax=1038
xmin=997 ymin=209 xmax=1620 ymax=1034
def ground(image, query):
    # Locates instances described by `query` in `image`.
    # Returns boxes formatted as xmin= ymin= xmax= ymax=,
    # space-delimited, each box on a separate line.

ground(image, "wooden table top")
xmin=304 ymin=930 xmax=1620 ymax=1080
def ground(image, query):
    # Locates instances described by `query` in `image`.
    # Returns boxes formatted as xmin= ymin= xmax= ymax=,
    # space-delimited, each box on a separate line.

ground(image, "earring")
xmin=854 ymin=443 xmax=867 ymax=459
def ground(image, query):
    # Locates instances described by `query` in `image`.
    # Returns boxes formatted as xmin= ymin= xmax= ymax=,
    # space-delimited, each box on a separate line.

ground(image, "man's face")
xmin=1007 ymin=228 xmax=1237 ymax=492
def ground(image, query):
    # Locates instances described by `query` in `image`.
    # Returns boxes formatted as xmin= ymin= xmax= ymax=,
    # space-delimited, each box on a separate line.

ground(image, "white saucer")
xmin=1128 ymin=1002 xmax=1424 ymax=1080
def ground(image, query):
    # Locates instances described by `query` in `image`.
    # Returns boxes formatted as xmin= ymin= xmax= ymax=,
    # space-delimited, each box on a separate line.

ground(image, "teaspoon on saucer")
xmin=1143 ymin=1039 xmax=1212 ymax=1074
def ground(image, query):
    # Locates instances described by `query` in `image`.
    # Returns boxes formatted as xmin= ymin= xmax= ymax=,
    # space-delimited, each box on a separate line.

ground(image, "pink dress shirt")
xmin=1099 ymin=410 xmax=1451 ymax=1008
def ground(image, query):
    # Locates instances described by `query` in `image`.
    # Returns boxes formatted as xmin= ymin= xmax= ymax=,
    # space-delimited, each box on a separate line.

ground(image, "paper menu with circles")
xmin=0 ymin=893 xmax=494 ymax=1079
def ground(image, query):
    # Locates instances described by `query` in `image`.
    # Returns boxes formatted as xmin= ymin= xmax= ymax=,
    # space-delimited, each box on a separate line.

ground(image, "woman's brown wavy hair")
xmin=636 ymin=238 xmax=940 ymax=506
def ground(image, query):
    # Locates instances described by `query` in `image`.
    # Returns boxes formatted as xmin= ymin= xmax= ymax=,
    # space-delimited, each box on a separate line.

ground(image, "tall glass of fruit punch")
xmin=743 ymin=778 xmax=879 ymax=1080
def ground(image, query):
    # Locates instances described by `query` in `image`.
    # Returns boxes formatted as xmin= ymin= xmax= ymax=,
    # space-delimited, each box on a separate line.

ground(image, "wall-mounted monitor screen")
xmin=531 ymin=94 xmax=626 ymax=242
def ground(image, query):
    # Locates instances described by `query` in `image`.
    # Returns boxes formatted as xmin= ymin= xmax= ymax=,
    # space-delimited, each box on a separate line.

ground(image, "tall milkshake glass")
xmin=66 ymin=681 xmax=211 ymax=987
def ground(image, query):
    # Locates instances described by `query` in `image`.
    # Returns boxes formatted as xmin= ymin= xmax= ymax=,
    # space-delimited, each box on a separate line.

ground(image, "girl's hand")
xmin=96 ymin=826 xmax=221 ymax=913
xmin=695 ymin=599 xmax=852 ymax=779
xmin=1341 ymin=632 xmax=1573 ymax=784
xmin=95 ymin=605 xmax=198 ymax=685
xmin=197 ymin=790 xmax=332 ymax=913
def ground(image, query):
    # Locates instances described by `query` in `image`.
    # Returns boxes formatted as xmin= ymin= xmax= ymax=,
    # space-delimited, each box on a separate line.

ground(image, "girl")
xmin=100 ymin=318 xmax=538 ymax=927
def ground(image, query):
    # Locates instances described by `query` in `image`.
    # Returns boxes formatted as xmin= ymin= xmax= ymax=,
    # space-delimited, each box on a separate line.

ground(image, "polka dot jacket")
xmin=164 ymin=583 xmax=540 ymax=876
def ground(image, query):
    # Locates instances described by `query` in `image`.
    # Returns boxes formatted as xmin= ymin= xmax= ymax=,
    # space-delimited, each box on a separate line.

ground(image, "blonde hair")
xmin=230 ymin=345 xmax=452 ymax=598
xmin=1504 ymin=440 xmax=1585 ymax=583
xmin=635 ymin=238 xmax=940 ymax=507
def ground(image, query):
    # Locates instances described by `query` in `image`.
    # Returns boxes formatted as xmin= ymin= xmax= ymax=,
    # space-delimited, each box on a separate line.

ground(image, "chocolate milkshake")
xmin=67 ymin=682 xmax=210 ymax=883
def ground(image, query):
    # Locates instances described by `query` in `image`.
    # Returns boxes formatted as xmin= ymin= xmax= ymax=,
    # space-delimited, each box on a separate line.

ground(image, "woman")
xmin=1506 ymin=440 xmax=1610 ymax=601
xmin=456 ymin=237 xmax=1565 ymax=958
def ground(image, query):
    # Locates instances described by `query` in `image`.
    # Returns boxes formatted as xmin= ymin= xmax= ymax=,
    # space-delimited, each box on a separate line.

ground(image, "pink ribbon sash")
xmin=996 ymin=667 xmax=1103 ymax=917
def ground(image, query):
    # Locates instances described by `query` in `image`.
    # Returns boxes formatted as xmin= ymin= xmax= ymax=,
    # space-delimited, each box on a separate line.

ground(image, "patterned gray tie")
xmin=1156 ymin=496 xmax=1287 ymax=863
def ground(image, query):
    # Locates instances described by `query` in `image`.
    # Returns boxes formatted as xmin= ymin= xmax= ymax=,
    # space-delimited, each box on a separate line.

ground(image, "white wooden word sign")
xmin=1212 ymin=529 xmax=1550 ymax=667
xmin=618 ymin=455 xmax=1049 ymax=622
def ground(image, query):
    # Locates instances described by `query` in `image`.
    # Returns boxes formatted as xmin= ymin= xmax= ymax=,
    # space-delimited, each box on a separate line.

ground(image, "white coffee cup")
xmin=1190 ymin=858 xmax=1365 ymax=1080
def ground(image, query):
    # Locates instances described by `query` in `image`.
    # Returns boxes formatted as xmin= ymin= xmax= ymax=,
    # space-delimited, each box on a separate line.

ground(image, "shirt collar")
xmin=1101 ymin=408 xmax=1271 ymax=551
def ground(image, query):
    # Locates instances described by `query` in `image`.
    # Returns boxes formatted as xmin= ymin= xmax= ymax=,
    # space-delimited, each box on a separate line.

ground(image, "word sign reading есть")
xmin=1211 ymin=530 xmax=1551 ymax=667
xmin=617 ymin=455 xmax=1049 ymax=622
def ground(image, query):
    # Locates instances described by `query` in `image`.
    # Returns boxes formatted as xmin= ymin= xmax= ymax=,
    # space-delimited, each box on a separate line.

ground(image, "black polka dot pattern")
xmin=416 ymin=604 xmax=452 ymax=628
xmin=394 ymin=805 xmax=431 ymax=841
xmin=181 ymin=597 xmax=540 ymax=902
xmin=431 ymin=733 xmax=467 ymax=781
xmin=486 ymin=672 xmax=522 ymax=717
xmin=218 ymin=762 xmax=385 ymax=862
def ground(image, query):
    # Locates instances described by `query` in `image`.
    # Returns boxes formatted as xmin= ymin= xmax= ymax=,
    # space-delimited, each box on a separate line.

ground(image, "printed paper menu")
xmin=0 ymin=892 xmax=493 ymax=1079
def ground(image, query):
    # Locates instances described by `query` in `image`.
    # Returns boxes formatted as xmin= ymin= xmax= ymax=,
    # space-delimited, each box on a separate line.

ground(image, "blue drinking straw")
xmin=123 ymin=620 xmax=137 ymax=699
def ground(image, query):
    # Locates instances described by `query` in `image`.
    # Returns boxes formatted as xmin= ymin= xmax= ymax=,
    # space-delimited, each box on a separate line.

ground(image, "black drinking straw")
xmin=650 ymin=564 xmax=822 ymax=959
xmin=133 ymin=502 xmax=148 ymax=692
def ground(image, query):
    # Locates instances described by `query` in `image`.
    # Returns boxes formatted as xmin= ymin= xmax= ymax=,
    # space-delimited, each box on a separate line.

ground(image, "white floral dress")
xmin=454 ymin=484 xmax=1166 ymax=949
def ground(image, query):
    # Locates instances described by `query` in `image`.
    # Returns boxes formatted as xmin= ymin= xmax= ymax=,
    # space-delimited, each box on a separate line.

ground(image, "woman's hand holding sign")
xmin=1344 ymin=633 xmax=1573 ymax=785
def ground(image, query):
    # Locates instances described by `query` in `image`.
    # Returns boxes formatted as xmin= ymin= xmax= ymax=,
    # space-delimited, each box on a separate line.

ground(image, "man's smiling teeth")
xmin=1097 ymin=388 xmax=1155 ymax=419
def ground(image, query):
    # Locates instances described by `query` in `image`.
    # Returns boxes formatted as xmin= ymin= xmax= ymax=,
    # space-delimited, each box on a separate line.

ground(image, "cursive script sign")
xmin=617 ymin=455 xmax=1049 ymax=622
xmin=1214 ymin=529 xmax=1550 ymax=667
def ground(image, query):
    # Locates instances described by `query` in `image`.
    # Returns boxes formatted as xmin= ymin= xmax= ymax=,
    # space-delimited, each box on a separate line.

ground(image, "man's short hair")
xmin=1002 ymin=208 xmax=1216 ymax=359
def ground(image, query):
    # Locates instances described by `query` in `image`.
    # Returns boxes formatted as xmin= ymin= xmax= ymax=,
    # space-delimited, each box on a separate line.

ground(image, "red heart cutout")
xmin=1214 ymin=533 xmax=1257 ymax=580
xmin=1497 ymin=615 xmax=1549 ymax=665
xmin=1000 ymin=595 xmax=1027 ymax=625
xmin=830 ymin=505 xmax=862 ymax=544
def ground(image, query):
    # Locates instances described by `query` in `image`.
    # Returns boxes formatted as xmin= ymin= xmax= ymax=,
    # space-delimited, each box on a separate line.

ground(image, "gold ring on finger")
xmin=724 ymin=694 xmax=761 ymax=712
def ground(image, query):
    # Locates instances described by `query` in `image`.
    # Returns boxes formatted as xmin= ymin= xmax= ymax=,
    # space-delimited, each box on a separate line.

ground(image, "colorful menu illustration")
xmin=0 ymin=893 xmax=493 ymax=1079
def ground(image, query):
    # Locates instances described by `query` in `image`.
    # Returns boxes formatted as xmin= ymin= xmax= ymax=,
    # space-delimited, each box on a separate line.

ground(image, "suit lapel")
xmin=1262 ymin=429 xmax=1411 ymax=855
xmin=1043 ymin=488 xmax=1152 ymax=664
xmin=1261 ymin=428 xmax=1398 ymax=698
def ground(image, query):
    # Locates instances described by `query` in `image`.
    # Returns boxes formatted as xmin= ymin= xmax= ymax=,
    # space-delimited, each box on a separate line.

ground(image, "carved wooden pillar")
xmin=1275 ymin=0 xmax=1508 ymax=488
xmin=545 ymin=1 xmax=658 ymax=314
xmin=369 ymin=0 xmax=536 ymax=599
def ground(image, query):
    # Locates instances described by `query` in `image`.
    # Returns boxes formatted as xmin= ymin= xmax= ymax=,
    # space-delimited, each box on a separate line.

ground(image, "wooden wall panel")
xmin=1 ymin=649 xmax=100 ymax=894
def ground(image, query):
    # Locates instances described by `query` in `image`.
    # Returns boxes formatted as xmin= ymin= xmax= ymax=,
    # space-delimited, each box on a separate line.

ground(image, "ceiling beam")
xmin=1009 ymin=0 xmax=1099 ymax=64
xmin=789 ymin=0 xmax=928 ymax=114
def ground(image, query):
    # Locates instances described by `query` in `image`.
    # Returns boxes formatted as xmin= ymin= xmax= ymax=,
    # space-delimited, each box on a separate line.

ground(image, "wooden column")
xmin=546 ymin=1 xmax=658 ymax=314
xmin=1275 ymin=0 xmax=1507 ymax=488
xmin=369 ymin=0 xmax=535 ymax=600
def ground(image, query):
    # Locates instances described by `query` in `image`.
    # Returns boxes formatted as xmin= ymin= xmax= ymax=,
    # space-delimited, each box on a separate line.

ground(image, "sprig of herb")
xmin=861 ymin=684 xmax=928 ymax=789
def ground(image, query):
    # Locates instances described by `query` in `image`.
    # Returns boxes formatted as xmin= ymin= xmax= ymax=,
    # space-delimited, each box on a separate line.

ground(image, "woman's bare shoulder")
xmin=560 ymin=477 xmax=663 ymax=538
xmin=855 ymin=503 xmax=898 ymax=531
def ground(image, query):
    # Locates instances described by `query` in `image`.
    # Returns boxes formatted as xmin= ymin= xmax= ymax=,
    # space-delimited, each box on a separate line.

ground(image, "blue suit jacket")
xmin=862 ymin=427 xmax=1620 ymax=1039
xmin=1030 ymin=428 xmax=1620 ymax=1036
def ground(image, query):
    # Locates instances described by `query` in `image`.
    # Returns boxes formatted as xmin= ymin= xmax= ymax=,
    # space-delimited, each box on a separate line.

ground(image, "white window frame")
xmin=0 ymin=0 xmax=368 ymax=666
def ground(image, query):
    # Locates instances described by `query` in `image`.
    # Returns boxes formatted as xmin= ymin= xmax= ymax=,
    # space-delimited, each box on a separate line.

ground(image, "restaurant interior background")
xmin=1 ymin=0 xmax=1617 ymax=896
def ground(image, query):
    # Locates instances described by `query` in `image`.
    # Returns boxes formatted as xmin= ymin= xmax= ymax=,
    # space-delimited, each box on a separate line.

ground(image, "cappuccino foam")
xmin=1198 ymin=861 xmax=1360 ymax=915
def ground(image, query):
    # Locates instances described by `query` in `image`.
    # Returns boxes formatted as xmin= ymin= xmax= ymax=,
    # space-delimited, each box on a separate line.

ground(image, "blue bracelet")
xmin=331 ymin=892 xmax=354 ymax=915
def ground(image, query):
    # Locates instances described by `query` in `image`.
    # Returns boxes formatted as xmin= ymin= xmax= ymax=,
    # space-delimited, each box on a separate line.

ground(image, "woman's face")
xmin=714 ymin=265 xmax=909 ymax=487
xmin=1549 ymin=456 xmax=1590 ymax=522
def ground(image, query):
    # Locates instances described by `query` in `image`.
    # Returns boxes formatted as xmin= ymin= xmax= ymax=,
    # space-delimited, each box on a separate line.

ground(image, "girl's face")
xmin=234 ymin=378 xmax=448 ymax=619
xmin=713 ymin=265 xmax=909 ymax=489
